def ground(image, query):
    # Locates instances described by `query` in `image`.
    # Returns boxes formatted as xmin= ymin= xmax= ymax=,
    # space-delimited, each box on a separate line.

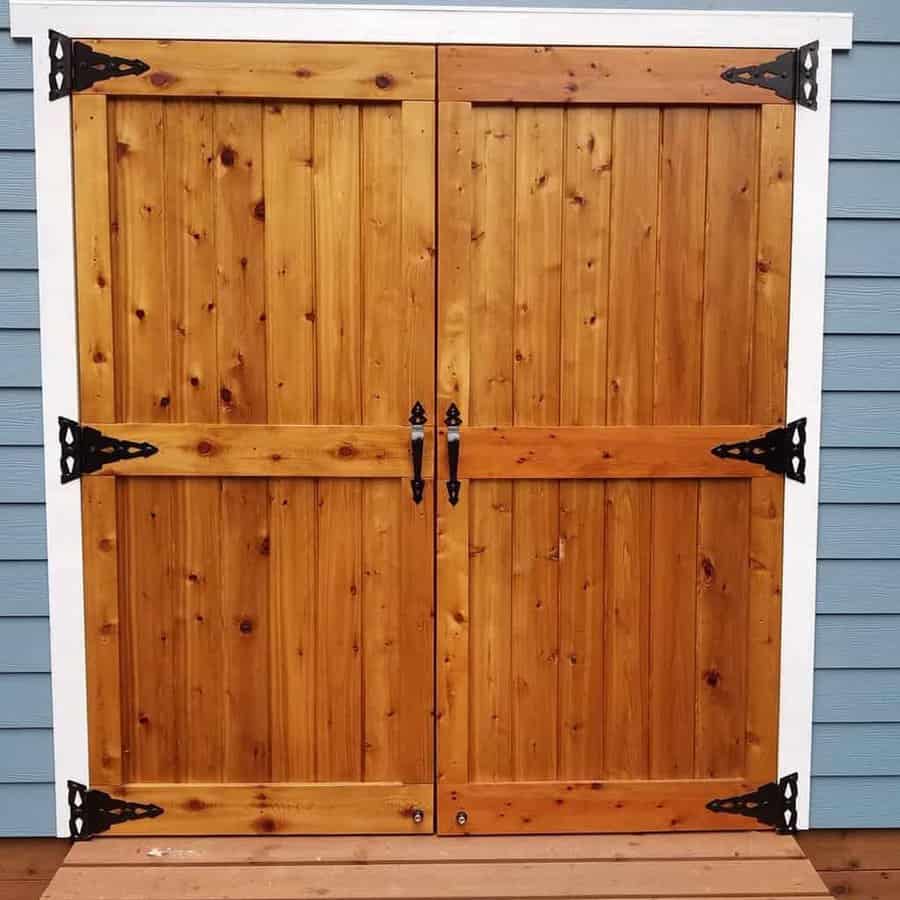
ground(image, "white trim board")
xmin=9 ymin=1 xmax=851 ymax=838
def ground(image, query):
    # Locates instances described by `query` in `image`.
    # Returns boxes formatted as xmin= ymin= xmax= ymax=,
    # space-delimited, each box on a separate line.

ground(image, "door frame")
xmin=9 ymin=0 xmax=853 ymax=836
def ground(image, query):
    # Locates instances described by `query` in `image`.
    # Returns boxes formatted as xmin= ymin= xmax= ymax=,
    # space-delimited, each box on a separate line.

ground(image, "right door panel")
xmin=436 ymin=89 xmax=794 ymax=833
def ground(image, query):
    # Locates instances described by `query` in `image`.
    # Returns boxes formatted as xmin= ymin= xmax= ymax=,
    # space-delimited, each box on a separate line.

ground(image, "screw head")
xmin=411 ymin=808 xmax=425 ymax=824
xmin=456 ymin=810 xmax=468 ymax=827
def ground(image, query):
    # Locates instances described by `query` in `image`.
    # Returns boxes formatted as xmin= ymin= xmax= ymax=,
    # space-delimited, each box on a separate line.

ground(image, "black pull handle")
xmin=409 ymin=402 xmax=426 ymax=504
xmin=445 ymin=403 xmax=462 ymax=506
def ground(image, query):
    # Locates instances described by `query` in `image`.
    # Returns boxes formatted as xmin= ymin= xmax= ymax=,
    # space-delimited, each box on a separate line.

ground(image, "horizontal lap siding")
xmin=0 ymin=13 xmax=50 ymax=836
xmin=0 ymin=0 xmax=898 ymax=834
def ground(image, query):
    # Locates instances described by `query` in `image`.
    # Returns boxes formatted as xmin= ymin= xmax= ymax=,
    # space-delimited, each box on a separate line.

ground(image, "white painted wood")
xmin=29 ymin=44 xmax=89 ymax=838
xmin=10 ymin=2 xmax=854 ymax=48
xmin=777 ymin=45 xmax=834 ymax=832
xmin=10 ymin=0 xmax=847 ymax=835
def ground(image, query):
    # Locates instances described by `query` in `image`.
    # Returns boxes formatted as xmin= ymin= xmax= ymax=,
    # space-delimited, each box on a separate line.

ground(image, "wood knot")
xmin=239 ymin=618 xmax=253 ymax=634
xmin=705 ymin=668 xmax=721 ymax=687
xmin=197 ymin=440 xmax=214 ymax=455
xmin=220 ymin=386 xmax=233 ymax=405
xmin=220 ymin=145 xmax=237 ymax=167
xmin=135 ymin=308 xmax=146 ymax=320
xmin=93 ymin=351 xmax=106 ymax=364
xmin=375 ymin=73 xmax=394 ymax=89
xmin=149 ymin=71 xmax=174 ymax=88
xmin=337 ymin=444 xmax=356 ymax=457
xmin=254 ymin=199 xmax=266 ymax=221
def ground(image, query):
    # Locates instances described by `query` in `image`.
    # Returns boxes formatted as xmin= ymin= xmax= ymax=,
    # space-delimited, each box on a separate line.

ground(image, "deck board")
xmin=44 ymin=834 xmax=831 ymax=900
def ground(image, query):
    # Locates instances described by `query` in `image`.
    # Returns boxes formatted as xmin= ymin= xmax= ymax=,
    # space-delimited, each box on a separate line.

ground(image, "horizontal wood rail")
xmin=74 ymin=40 xmax=435 ymax=100
xmin=84 ymin=424 xmax=433 ymax=477
xmin=439 ymin=780 xmax=768 ymax=835
xmin=437 ymin=425 xmax=781 ymax=479
xmin=438 ymin=46 xmax=791 ymax=105
xmin=91 ymin=783 xmax=432 ymax=835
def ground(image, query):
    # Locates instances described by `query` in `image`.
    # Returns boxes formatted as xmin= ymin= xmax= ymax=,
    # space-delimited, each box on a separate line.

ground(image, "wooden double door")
xmin=73 ymin=41 xmax=794 ymax=835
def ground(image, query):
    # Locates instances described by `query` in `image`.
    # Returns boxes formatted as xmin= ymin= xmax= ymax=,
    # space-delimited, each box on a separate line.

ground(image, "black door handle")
xmin=445 ymin=403 xmax=461 ymax=506
xmin=409 ymin=402 xmax=426 ymax=504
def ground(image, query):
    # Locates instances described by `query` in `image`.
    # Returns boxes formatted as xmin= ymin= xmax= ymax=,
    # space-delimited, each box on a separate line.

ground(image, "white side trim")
xmin=778 ymin=46 xmax=834 ymax=831
xmin=10 ymin=1 xmax=849 ymax=837
xmin=29 ymin=44 xmax=89 ymax=838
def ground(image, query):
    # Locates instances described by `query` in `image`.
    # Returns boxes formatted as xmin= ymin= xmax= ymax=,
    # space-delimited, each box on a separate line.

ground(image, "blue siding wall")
xmin=0 ymin=0 xmax=898 ymax=834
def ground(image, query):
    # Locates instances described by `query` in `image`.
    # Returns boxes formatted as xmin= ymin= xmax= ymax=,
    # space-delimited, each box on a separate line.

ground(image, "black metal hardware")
xmin=721 ymin=41 xmax=819 ymax=110
xmin=49 ymin=30 xmax=150 ymax=101
xmin=445 ymin=404 xmax=462 ymax=506
xmin=711 ymin=418 xmax=806 ymax=483
xmin=59 ymin=417 xmax=159 ymax=484
xmin=68 ymin=780 xmax=164 ymax=841
xmin=706 ymin=772 xmax=798 ymax=834
xmin=409 ymin=401 xmax=427 ymax=504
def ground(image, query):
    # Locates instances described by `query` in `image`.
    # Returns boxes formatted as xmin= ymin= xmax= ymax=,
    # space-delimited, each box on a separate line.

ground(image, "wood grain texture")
xmin=438 ymin=46 xmax=792 ymax=104
xmin=66 ymin=832 xmax=807 ymax=865
xmin=45 ymin=857 xmax=826 ymax=899
xmin=83 ymin=424 xmax=431 ymax=477
xmin=84 ymin=783 xmax=432 ymax=835
xmin=603 ymin=106 xmax=659 ymax=780
xmin=439 ymin=780 xmax=780 ymax=835
xmin=649 ymin=107 xmax=706 ymax=780
xmin=696 ymin=106 xmax=759 ymax=780
xmin=435 ymin=425 xmax=782 ymax=479
xmin=746 ymin=104 xmax=793 ymax=783
xmin=77 ymin=41 xmax=435 ymax=100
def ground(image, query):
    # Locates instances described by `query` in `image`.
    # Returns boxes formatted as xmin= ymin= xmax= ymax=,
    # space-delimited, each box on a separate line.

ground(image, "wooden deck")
xmin=41 ymin=832 xmax=832 ymax=900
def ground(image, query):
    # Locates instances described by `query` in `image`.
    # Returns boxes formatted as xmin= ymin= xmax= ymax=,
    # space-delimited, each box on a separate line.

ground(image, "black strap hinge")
xmin=59 ymin=417 xmax=158 ymax=484
xmin=68 ymin=780 xmax=164 ymax=841
xmin=49 ymin=30 xmax=150 ymax=101
xmin=711 ymin=418 xmax=806 ymax=483
xmin=707 ymin=773 xmax=799 ymax=834
xmin=722 ymin=41 xmax=819 ymax=110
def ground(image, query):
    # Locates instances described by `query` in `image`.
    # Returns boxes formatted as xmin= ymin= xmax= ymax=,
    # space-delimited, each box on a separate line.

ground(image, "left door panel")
xmin=72 ymin=41 xmax=436 ymax=834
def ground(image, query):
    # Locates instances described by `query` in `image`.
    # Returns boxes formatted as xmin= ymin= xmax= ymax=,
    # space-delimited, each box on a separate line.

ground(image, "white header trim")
xmin=12 ymin=1 xmax=853 ymax=47
xmin=10 ymin=0 xmax=847 ymax=836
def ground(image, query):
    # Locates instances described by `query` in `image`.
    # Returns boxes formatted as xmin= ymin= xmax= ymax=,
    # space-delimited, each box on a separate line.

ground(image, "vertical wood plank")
xmin=558 ymin=106 xmax=612 ymax=780
xmin=468 ymin=105 xmax=515 ymax=782
xmin=696 ymin=107 xmax=759 ymax=779
xmin=262 ymin=101 xmax=318 ymax=783
xmin=165 ymin=99 xmax=224 ymax=782
xmin=747 ymin=105 xmax=794 ymax=782
xmin=111 ymin=98 xmax=181 ymax=783
xmin=361 ymin=104 xmax=404 ymax=782
xmin=649 ymin=107 xmax=708 ymax=780
xmin=214 ymin=100 xmax=271 ymax=782
xmin=511 ymin=107 xmax=563 ymax=781
xmin=437 ymin=101 xmax=473 ymax=786
xmin=397 ymin=100 xmax=436 ymax=785
xmin=603 ymin=106 xmax=659 ymax=779
xmin=314 ymin=103 xmax=363 ymax=782
xmin=73 ymin=95 xmax=122 ymax=786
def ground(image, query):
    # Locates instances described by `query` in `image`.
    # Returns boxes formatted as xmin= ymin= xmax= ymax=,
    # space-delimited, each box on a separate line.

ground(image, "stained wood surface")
xmin=438 ymin=425 xmax=779 ymax=479
xmin=435 ymin=100 xmax=792 ymax=832
xmin=438 ymin=46 xmax=792 ymax=104
xmin=75 ymin=41 xmax=435 ymax=100
xmin=84 ymin=424 xmax=432 ymax=477
xmin=45 ymin=834 xmax=829 ymax=900
xmin=73 ymin=93 xmax=435 ymax=832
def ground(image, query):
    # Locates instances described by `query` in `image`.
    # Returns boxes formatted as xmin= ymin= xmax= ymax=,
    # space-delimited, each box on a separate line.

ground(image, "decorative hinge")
xmin=707 ymin=773 xmax=799 ymax=834
xmin=68 ymin=780 xmax=164 ymax=841
xmin=59 ymin=417 xmax=159 ymax=484
xmin=721 ymin=41 xmax=819 ymax=110
xmin=49 ymin=30 xmax=150 ymax=101
xmin=711 ymin=418 xmax=806 ymax=483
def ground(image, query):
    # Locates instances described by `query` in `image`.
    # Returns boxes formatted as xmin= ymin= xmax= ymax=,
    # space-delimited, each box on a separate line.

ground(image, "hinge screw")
xmin=412 ymin=808 xmax=425 ymax=824
xmin=456 ymin=810 xmax=468 ymax=826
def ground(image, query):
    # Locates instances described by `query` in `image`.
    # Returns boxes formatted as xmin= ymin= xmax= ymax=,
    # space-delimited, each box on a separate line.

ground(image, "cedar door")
xmin=73 ymin=41 xmax=436 ymax=834
xmin=436 ymin=46 xmax=795 ymax=833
